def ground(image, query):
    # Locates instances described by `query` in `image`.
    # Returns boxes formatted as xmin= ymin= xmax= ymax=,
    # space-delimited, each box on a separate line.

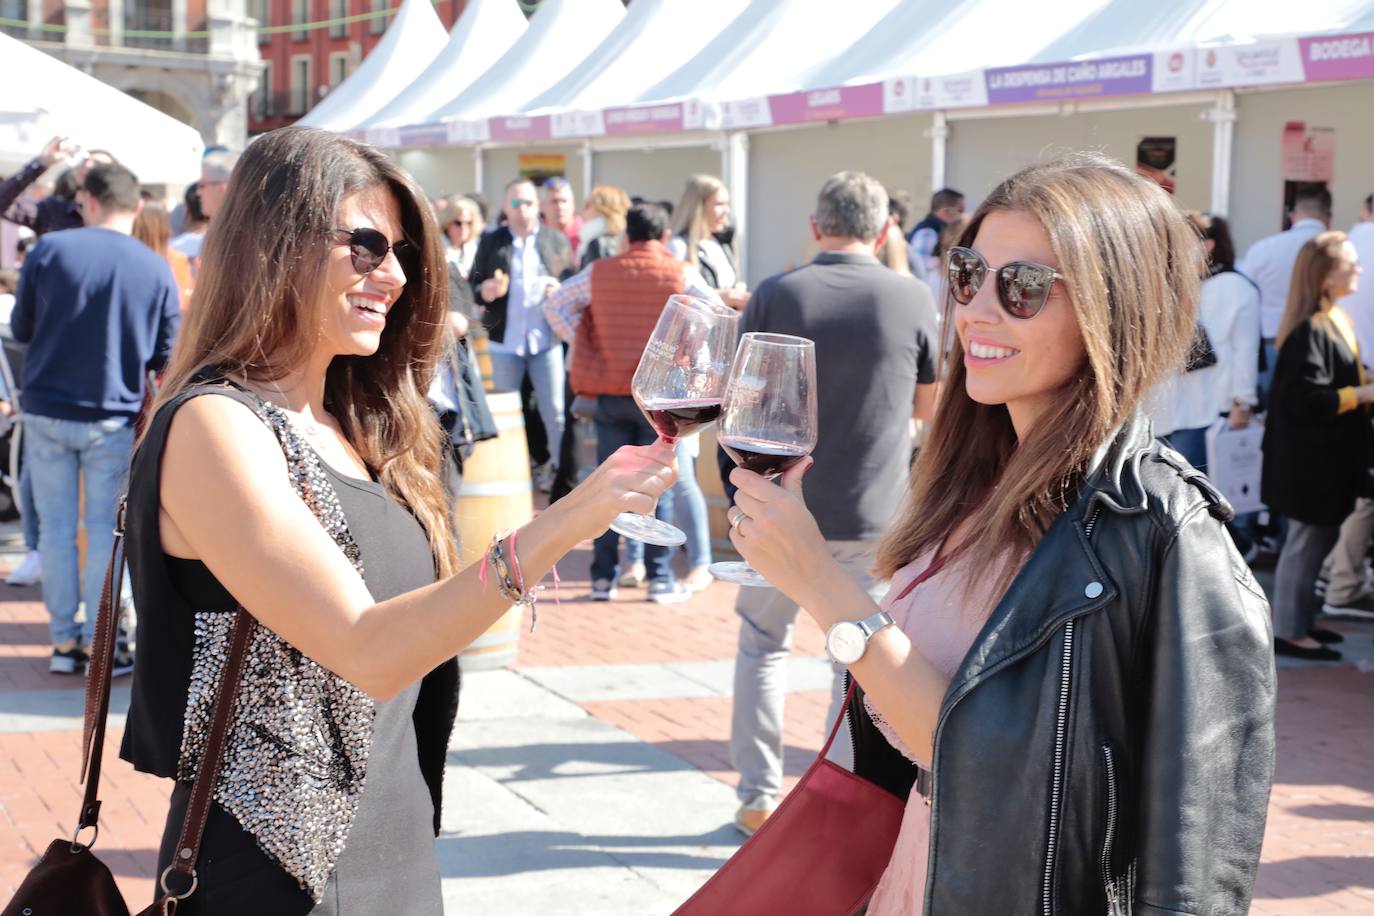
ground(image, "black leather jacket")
xmin=851 ymin=416 xmax=1275 ymax=915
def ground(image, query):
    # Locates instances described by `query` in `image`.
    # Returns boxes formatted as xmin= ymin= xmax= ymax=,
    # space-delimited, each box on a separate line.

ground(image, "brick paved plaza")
xmin=1 ymin=535 xmax=1371 ymax=913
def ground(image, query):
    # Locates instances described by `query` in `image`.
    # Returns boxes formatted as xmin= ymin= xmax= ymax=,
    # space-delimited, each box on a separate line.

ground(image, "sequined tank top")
xmin=120 ymin=375 xmax=458 ymax=911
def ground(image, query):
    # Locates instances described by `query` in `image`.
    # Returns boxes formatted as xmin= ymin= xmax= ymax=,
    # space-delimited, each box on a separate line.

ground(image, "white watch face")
xmin=827 ymin=622 xmax=867 ymax=665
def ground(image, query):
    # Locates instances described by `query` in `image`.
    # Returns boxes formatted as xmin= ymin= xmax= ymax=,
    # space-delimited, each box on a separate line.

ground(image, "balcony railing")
xmin=124 ymin=7 xmax=174 ymax=49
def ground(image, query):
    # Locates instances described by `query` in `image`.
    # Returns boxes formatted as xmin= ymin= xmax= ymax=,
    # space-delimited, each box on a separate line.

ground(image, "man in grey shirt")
xmin=730 ymin=171 xmax=939 ymax=834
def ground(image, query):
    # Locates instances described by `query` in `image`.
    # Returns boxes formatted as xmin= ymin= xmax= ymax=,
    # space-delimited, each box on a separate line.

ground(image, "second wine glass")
xmin=608 ymin=294 xmax=740 ymax=548
xmin=710 ymin=333 xmax=818 ymax=587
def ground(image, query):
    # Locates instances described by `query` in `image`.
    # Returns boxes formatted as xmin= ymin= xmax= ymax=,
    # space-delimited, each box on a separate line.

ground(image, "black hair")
xmin=930 ymin=187 xmax=964 ymax=212
xmin=887 ymin=187 xmax=912 ymax=228
xmin=626 ymin=203 xmax=670 ymax=244
xmin=463 ymin=191 xmax=489 ymax=223
xmin=184 ymin=181 xmax=208 ymax=224
xmin=1292 ymin=186 xmax=1333 ymax=216
xmin=657 ymin=199 xmax=674 ymax=220
xmin=53 ymin=168 xmax=80 ymax=201
xmin=1199 ymin=213 xmax=1237 ymax=273
xmin=83 ymin=163 xmax=141 ymax=213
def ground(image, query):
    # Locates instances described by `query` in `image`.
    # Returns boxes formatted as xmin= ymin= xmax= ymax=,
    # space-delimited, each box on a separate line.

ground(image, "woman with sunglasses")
xmin=721 ymin=154 xmax=1273 ymax=913
xmin=118 ymin=128 xmax=676 ymax=915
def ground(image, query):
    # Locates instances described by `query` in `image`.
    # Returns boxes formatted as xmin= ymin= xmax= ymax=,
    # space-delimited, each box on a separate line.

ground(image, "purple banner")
xmin=986 ymin=54 xmax=1152 ymax=104
xmin=603 ymin=104 xmax=686 ymax=136
xmin=1300 ymin=31 xmax=1374 ymax=82
xmin=396 ymin=123 xmax=450 ymax=148
xmin=489 ymin=116 xmax=551 ymax=143
xmin=768 ymin=82 xmax=886 ymax=125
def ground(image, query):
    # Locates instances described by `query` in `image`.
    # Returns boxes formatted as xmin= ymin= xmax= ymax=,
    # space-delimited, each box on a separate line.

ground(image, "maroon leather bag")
xmin=2 ymin=500 xmax=254 ymax=916
xmin=672 ymin=556 xmax=949 ymax=916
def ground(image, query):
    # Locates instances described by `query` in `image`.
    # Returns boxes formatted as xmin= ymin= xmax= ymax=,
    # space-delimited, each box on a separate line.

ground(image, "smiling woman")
xmin=715 ymin=153 xmax=1275 ymax=914
xmin=116 ymin=127 xmax=678 ymax=915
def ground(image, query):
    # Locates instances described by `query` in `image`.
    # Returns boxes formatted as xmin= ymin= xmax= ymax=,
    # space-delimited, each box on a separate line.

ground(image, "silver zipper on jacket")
xmin=1042 ymin=617 xmax=1075 ymax=916
xmin=1042 ymin=505 xmax=1099 ymax=915
xmin=1101 ymin=743 xmax=1120 ymax=915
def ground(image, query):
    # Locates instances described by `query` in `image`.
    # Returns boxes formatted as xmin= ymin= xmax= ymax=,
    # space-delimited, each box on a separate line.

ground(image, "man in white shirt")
xmin=1238 ymin=187 xmax=1331 ymax=404
xmin=470 ymin=179 xmax=574 ymax=487
xmin=1340 ymin=193 xmax=1374 ymax=357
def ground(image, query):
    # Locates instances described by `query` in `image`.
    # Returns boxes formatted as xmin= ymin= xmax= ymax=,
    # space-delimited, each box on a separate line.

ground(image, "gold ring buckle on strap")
xmin=160 ymin=865 xmax=199 ymax=899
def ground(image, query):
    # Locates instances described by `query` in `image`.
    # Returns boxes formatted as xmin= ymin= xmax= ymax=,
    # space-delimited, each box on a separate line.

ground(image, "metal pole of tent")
xmin=1206 ymin=90 xmax=1237 ymax=217
xmin=580 ymin=140 xmax=593 ymax=199
xmin=474 ymin=144 xmax=485 ymax=199
xmin=927 ymin=110 xmax=949 ymax=194
xmin=723 ymin=131 xmax=749 ymax=284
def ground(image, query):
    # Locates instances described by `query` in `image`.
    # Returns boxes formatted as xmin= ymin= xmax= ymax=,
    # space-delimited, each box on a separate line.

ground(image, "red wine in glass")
xmin=609 ymin=294 xmax=740 ymax=549
xmin=718 ymin=435 xmax=811 ymax=478
xmin=643 ymin=399 xmax=723 ymax=442
xmin=710 ymin=333 xmax=819 ymax=588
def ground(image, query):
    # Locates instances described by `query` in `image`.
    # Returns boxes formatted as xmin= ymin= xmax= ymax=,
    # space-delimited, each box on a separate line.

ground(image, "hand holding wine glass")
xmin=609 ymin=294 xmax=739 ymax=547
xmin=711 ymin=333 xmax=819 ymax=587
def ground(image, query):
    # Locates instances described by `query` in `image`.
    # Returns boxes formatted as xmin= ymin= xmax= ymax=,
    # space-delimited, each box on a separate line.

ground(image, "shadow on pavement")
xmin=436 ymin=829 xmax=735 ymax=877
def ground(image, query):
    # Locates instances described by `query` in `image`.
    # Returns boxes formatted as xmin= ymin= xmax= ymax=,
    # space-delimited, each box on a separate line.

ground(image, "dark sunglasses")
xmin=946 ymin=246 xmax=1064 ymax=319
xmin=509 ymin=197 xmax=535 ymax=208
xmin=328 ymin=227 xmax=414 ymax=275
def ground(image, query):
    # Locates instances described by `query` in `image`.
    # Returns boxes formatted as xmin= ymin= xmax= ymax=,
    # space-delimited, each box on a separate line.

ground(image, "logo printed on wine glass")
xmin=726 ymin=373 xmax=766 ymax=408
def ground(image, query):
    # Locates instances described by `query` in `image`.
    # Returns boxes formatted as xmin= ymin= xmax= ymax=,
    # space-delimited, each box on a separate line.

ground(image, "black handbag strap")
xmin=77 ymin=495 xmax=255 ymax=904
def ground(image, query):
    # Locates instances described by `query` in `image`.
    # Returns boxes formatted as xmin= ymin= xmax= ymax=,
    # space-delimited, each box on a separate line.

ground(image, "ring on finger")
xmin=728 ymin=507 xmax=747 ymax=530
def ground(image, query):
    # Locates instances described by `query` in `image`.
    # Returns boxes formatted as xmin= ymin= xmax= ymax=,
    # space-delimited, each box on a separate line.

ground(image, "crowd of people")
xmin=0 ymin=122 xmax=1363 ymax=913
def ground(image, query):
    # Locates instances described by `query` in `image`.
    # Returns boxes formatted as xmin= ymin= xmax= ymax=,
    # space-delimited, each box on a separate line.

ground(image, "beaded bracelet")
xmin=488 ymin=529 xmax=539 ymax=631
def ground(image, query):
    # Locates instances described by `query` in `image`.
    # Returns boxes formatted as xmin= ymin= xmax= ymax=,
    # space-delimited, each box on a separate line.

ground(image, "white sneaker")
xmin=7 ymin=550 xmax=41 ymax=586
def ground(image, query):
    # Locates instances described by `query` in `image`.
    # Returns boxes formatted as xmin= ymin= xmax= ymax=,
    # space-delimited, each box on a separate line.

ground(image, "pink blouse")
xmin=864 ymin=549 xmax=1022 ymax=916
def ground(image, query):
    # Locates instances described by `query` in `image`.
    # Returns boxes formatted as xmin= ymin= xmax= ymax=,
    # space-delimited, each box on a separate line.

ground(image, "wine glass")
xmin=710 ymin=333 xmax=818 ymax=587
xmin=609 ymin=294 xmax=740 ymax=547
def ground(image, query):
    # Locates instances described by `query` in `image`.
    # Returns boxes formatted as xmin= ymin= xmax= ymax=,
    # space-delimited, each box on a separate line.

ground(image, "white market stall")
xmin=375 ymin=0 xmax=1374 ymax=281
xmin=295 ymin=0 xmax=448 ymax=133
xmin=0 ymin=32 xmax=204 ymax=184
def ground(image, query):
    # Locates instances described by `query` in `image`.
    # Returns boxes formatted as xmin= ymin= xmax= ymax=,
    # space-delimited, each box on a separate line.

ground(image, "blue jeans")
xmin=1165 ymin=425 xmax=1209 ymax=475
xmin=590 ymin=395 xmax=675 ymax=585
xmin=24 ymin=413 xmax=135 ymax=647
xmin=490 ymin=347 xmax=565 ymax=470
xmin=672 ymin=439 xmax=711 ymax=569
xmin=19 ymin=458 xmax=37 ymax=551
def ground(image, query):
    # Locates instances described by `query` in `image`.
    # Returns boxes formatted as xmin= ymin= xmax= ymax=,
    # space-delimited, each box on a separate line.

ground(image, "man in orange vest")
xmin=544 ymin=202 xmax=721 ymax=605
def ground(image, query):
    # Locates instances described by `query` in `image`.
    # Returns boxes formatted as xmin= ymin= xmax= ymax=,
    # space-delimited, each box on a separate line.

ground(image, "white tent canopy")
xmin=802 ymin=0 xmax=1112 ymax=90
xmin=361 ymin=0 xmax=527 ymax=131
xmin=1034 ymin=0 xmax=1374 ymax=59
xmin=296 ymin=0 xmax=448 ymax=132
xmin=521 ymin=0 xmax=748 ymax=113
xmin=0 ymin=33 xmax=203 ymax=183
xmin=635 ymin=0 xmax=904 ymax=104
xmin=424 ymin=0 xmax=624 ymax=123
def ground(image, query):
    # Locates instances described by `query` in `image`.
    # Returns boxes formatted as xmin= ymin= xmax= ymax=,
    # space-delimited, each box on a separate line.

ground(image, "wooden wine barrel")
xmin=469 ymin=328 xmax=495 ymax=392
xmin=455 ymin=390 xmax=534 ymax=672
xmin=696 ymin=427 xmax=738 ymax=560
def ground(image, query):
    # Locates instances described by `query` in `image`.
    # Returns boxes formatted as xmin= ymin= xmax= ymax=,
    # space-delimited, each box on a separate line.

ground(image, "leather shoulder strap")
xmin=79 ymin=494 xmax=257 ymax=903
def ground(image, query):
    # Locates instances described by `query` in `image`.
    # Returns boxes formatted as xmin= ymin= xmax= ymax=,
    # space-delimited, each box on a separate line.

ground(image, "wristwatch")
xmin=825 ymin=611 xmax=895 ymax=666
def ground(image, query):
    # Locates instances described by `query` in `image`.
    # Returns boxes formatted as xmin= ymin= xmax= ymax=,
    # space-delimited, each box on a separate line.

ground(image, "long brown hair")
xmin=155 ymin=127 xmax=458 ymax=577
xmin=876 ymin=154 xmax=1201 ymax=586
xmin=132 ymin=198 xmax=171 ymax=259
xmin=1276 ymin=230 xmax=1350 ymax=348
xmin=671 ymin=174 xmax=730 ymax=270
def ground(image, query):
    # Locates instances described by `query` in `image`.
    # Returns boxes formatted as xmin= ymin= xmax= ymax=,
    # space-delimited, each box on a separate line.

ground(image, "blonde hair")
xmin=876 ymin=223 xmax=911 ymax=275
xmin=876 ymin=154 xmax=1201 ymax=589
xmin=671 ymin=174 xmax=730 ymax=270
xmin=584 ymin=184 xmax=630 ymax=238
xmin=1277 ymin=230 xmax=1351 ymax=348
xmin=153 ymin=127 xmax=459 ymax=578
xmin=132 ymin=198 xmax=171 ymax=259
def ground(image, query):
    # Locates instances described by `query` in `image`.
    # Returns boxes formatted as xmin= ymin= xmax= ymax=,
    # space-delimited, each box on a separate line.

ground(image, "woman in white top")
xmin=1154 ymin=212 xmax=1261 ymax=472
xmin=669 ymin=174 xmax=749 ymax=310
